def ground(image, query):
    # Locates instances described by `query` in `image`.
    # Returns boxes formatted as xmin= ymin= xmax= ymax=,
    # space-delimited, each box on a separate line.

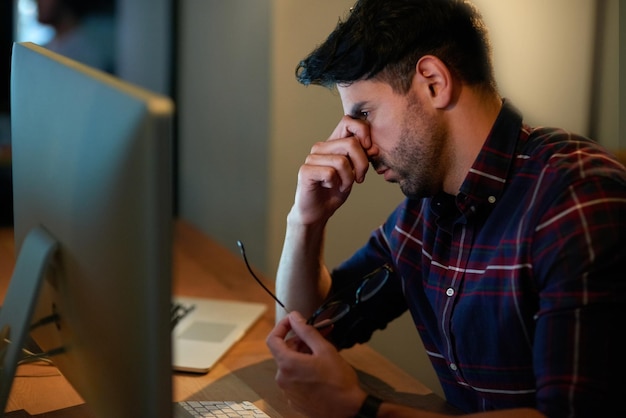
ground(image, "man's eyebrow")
xmin=348 ymin=101 xmax=368 ymax=118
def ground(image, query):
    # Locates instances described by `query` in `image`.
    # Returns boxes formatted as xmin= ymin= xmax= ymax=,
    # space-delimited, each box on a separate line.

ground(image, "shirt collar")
xmin=456 ymin=99 xmax=524 ymax=216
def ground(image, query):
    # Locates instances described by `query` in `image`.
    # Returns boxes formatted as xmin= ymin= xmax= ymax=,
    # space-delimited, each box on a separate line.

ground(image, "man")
xmin=266 ymin=0 xmax=626 ymax=417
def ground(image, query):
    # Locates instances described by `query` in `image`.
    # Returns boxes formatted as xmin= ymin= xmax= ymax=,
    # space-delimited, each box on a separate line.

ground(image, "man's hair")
xmin=63 ymin=0 xmax=115 ymax=18
xmin=295 ymin=0 xmax=496 ymax=94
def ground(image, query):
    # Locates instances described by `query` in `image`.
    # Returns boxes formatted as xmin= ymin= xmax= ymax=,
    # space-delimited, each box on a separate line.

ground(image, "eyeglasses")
xmin=236 ymin=240 xmax=392 ymax=329
xmin=306 ymin=264 xmax=392 ymax=328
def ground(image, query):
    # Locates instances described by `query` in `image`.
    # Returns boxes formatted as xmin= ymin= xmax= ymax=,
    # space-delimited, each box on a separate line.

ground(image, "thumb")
xmin=289 ymin=311 xmax=334 ymax=354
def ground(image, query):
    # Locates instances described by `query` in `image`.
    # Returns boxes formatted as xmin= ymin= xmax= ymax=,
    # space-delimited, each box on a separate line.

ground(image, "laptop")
xmin=171 ymin=296 xmax=267 ymax=373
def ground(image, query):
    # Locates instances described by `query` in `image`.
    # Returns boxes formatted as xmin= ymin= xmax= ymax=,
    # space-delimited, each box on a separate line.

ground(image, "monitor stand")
xmin=0 ymin=226 xmax=58 ymax=413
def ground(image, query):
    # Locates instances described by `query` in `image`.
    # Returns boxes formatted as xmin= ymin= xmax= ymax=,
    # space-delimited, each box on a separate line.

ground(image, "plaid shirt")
xmin=331 ymin=101 xmax=626 ymax=416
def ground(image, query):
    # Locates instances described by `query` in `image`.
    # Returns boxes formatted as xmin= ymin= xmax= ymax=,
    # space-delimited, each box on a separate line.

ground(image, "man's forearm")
xmin=275 ymin=215 xmax=333 ymax=323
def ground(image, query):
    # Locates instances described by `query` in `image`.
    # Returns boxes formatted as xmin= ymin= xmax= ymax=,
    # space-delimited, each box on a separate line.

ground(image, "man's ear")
xmin=414 ymin=55 xmax=453 ymax=109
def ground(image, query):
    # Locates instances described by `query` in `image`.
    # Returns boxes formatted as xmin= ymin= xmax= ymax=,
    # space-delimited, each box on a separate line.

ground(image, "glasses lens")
xmin=310 ymin=301 xmax=350 ymax=327
xmin=356 ymin=266 xmax=390 ymax=303
xmin=307 ymin=265 xmax=392 ymax=329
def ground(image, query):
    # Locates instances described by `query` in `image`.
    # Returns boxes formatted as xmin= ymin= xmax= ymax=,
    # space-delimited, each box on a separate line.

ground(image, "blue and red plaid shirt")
xmin=329 ymin=101 xmax=626 ymax=416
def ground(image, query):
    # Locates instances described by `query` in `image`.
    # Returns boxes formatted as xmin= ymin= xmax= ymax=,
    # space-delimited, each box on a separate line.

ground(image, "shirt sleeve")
xmin=324 ymin=203 xmax=409 ymax=349
xmin=530 ymin=155 xmax=626 ymax=416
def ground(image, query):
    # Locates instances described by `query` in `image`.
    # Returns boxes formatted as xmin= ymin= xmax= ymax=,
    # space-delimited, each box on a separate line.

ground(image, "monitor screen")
xmin=5 ymin=42 xmax=174 ymax=417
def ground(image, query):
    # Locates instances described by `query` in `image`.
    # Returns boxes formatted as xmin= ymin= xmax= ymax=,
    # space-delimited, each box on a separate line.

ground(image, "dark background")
xmin=1 ymin=1 xmax=11 ymax=113
xmin=0 ymin=1 xmax=13 ymax=226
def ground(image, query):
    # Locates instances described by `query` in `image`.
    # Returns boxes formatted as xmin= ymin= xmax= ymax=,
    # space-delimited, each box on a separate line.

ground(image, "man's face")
xmin=338 ymin=79 xmax=447 ymax=198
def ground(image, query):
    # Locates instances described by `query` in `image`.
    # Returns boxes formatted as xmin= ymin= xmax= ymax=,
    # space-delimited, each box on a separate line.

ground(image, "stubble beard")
xmin=386 ymin=94 xmax=447 ymax=199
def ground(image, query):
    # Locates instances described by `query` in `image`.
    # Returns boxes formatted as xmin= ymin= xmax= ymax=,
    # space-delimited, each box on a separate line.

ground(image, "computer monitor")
xmin=2 ymin=42 xmax=174 ymax=417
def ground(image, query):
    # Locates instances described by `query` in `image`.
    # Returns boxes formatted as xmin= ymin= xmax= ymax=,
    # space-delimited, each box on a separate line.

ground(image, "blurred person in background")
xmin=36 ymin=0 xmax=115 ymax=73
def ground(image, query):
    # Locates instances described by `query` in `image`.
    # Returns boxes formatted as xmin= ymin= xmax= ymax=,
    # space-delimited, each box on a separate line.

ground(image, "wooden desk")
xmin=0 ymin=220 xmax=458 ymax=417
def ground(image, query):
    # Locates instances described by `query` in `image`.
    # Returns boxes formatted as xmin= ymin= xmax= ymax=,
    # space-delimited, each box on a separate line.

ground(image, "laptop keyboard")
xmin=174 ymin=400 xmax=270 ymax=417
xmin=171 ymin=301 xmax=196 ymax=330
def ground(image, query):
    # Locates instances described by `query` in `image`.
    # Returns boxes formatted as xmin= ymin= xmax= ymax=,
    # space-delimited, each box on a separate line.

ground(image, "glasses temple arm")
xmin=236 ymin=241 xmax=289 ymax=312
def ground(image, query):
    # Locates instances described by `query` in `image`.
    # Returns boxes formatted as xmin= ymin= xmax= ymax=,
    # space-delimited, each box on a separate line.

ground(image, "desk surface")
xmin=0 ymin=220 xmax=457 ymax=417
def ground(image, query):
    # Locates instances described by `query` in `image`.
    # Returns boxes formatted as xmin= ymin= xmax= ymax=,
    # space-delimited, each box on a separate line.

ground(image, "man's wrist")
xmin=355 ymin=394 xmax=383 ymax=418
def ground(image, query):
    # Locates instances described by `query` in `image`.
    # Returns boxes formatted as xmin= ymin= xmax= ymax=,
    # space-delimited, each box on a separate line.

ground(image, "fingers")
xmin=286 ymin=311 xmax=333 ymax=354
xmin=324 ymin=115 xmax=378 ymax=183
xmin=300 ymin=154 xmax=357 ymax=193
xmin=305 ymin=115 xmax=376 ymax=187
xmin=267 ymin=314 xmax=294 ymax=348
xmin=266 ymin=312 xmax=333 ymax=359
xmin=308 ymin=138 xmax=370 ymax=186
xmin=328 ymin=115 xmax=373 ymax=150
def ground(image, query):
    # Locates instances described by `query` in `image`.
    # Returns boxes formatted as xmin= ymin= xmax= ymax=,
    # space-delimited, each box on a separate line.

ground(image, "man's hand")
xmin=266 ymin=311 xmax=367 ymax=418
xmin=289 ymin=116 xmax=377 ymax=226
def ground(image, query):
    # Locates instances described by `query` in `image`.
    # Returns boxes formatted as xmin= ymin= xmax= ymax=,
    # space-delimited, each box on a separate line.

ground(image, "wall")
xmin=595 ymin=0 xmax=620 ymax=149
xmin=177 ymin=0 xmax=619 ymax=399
xmin=116 ymin=0 xmax=173 ymax=95
xmin=177 ymin=0 xmax=271 ymax=269
xmin=473 ymin=0 xmax=618 ymax=149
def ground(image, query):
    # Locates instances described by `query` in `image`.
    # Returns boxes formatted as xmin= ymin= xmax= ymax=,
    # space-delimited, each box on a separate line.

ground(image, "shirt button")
xmin=446 ymin=287 xmax=455 ymax=297
xmin=488 ymin=195 xmax=496 ymax=204
xmin=450 ymin=363 xmax=458 ymax=371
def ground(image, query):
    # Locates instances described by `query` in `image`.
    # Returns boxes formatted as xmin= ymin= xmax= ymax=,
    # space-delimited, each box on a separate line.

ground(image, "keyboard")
xmin=171 ymin=301 xmax=195 ymax=330
xmin=174 ymin=400 xmax=270 ymax=417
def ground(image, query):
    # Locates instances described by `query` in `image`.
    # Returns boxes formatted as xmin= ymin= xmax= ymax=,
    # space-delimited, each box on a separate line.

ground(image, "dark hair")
xmin=63 ymin=0 xmax=115 ymax=18
xmin=295 ymin=0 xmax=496 ymax=94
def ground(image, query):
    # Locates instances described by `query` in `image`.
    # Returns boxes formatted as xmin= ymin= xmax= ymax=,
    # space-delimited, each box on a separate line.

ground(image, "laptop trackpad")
xmin=179 ymin=321 xmax=236 ymax=343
